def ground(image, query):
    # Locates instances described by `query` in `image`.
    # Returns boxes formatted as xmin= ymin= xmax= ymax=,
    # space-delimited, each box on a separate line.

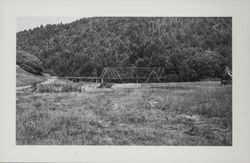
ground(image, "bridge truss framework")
xmin=100 ymin=67 xmax=166 ymax=82
xmin=65 ymin=67 xmax=167 ymax=83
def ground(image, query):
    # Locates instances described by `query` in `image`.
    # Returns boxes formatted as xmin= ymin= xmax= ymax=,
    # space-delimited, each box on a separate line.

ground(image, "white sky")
xmin=16 ymin=17 xmax=81 ymax=32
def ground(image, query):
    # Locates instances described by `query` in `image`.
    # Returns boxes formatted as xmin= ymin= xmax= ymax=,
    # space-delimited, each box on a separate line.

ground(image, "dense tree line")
xmin=16 ymin=17 xmax=232 ymax=81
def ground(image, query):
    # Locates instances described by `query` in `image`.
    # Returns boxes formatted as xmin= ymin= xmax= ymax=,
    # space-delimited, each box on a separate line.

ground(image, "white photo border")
xmin=0 ymin=0 xmax=250 ymax=162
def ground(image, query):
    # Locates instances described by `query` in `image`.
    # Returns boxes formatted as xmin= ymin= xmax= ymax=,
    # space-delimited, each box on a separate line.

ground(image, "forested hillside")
xmin=16 ymin=17 xmax=232 ymax=81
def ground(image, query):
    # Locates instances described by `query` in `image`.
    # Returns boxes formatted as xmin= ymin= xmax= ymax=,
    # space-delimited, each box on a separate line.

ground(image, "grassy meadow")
xmin=16 ymin=81 xmax=232 ymax=145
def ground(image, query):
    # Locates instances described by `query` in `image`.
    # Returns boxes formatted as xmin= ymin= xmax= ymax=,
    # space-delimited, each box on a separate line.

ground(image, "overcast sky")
xmin=16 ymin=17 xmax=81 ymax=32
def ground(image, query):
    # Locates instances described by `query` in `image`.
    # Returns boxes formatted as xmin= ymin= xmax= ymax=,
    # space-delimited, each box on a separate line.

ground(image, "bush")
xmin=98 ymin=82 xmax=113 ymax=88
xmin=165 ymin=74 xmax=179 ymax=82
xmin=37 ymin=83 xmax=82 ymax=93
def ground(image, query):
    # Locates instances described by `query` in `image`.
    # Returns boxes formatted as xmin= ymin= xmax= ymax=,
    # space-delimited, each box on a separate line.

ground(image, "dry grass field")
xmin=16 ymin=81 xmax=232 ymax=145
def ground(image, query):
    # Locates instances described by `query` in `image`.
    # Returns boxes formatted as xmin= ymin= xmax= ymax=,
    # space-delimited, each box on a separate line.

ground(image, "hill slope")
xmin=16 ymin=17 xmax=232 ymax=81
xmin=16 ymin=65 xmax=45 ymax=87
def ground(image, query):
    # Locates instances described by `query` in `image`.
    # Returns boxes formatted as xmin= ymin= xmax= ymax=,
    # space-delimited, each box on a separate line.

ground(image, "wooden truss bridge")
xmin=100 ymin=67 xmax=166 ymax=82
xmin=65 ymin=67 xmax=167 ymax=83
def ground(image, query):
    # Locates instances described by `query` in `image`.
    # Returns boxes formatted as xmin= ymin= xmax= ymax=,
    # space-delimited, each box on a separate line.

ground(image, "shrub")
xmin=37 ymin=83 xmax=82 ymax=93
xmin=62 ymin=84 xmax=82 ymax=92
xmin=31 ymin=82 xmax=38 ymax=91
xmin=165 ymin=74 xmax=179 ymax=82
xmin=98 ymin=82 xmax=113 ymax=88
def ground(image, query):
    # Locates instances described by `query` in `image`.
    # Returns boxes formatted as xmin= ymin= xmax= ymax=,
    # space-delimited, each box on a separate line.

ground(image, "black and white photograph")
xmin=2 ymin=0 xmax=250 ymax=162
xmin=16 ymin=17 xmax=232 ymax=145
